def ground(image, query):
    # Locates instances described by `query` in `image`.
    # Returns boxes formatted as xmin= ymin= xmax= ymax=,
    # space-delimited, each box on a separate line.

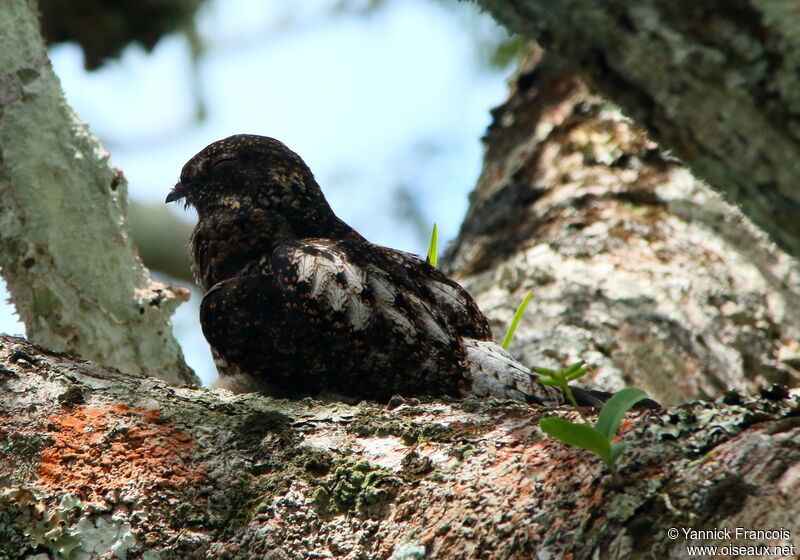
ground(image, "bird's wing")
xmin=377 ymin=246 xmax=493 ymax=340
xmin=269 ymin=238 xmax=372 ymax=331
xmin=269 ymin=238 xmax=459 ymax=346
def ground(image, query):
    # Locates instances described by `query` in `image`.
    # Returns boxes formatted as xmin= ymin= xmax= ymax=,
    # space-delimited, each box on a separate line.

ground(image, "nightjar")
xmin=167 ymin=134 xmax=605 ymax=406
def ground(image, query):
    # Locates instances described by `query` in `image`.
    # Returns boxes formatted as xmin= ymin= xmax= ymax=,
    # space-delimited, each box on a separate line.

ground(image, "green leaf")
xmin=565 ymin=365 xmax=590 ymax=381
xmin=562 ymin=360 xmax=585 ymax=376
xmin=501 ymin=290 xmax=533 ymax=350
xmin=609 ymin=441 xmax=627 ymax=465
xmin=532 ymin=366 xmax=557 ymax=376
xmin=539 ymin=417 xmax=611 ymax=461
xmin=426 ymin=223 xmax=438 ymax=267
xmin=595 ymin=387 xmax=650 ymax=439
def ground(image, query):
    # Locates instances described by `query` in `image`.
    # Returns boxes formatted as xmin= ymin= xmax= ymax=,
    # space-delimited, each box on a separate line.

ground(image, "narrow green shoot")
xmin=426 ymin=222 xmax=438 ymax=267
xmin=501 ymin=290 xmax=533 ymax=350
xmin=537 ymin=360 xmax=591 ymax=423
xmin=539 ymin=417 xmax=612 ymax=463
xmin=539 ymin=387 xmax=650 ymax=473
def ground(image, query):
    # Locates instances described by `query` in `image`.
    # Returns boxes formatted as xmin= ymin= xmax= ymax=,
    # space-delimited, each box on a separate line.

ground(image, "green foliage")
xmin=501 ymin=290 xmax=533 ymax=350
xmin=538 ymin=418 xmax=616 ymax=459
xmin=426 ymin=222 xmax=438 ymax=267
xmin=539 ymin=386 xmax=650 ymax=473
xmin=536 ymin=360 xmax=591 ymax=412
xmin=595 ymin=388 xmax=651 ymax=440
xmin=537 ymin=361 xmax=592 ymax=429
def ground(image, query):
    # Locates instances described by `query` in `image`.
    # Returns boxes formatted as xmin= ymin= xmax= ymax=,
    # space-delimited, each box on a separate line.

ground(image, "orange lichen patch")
xmin=36 ymin=404 xmax=203 ymax=503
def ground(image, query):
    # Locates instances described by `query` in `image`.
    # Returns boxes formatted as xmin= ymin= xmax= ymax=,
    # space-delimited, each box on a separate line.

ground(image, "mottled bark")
xmin=472 ymin=0 xmax=800 ymax=261
xmin=443 ymin=49 xmax=800 ymax=406
xmin=0 ymin=0 xmax=196 ymax=385
xmin=1 ymin=335 xmax=798 ymax=559
xmin=2 ymin=1 xmax=800 ymax=557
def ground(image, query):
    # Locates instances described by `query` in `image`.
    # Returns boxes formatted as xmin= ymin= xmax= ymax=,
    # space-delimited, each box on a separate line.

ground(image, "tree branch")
xmin=442 ymin=48 xmax=800 ymax=406
xmin=472 ymin=0 xmax=800 ymax=260
xmin=0 ymin=0 xmax=196 ymax=385
xmin=1 ymin=334 xmax=798 ymax=558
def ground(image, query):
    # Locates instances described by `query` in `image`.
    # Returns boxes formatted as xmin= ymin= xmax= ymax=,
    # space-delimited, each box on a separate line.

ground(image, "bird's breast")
xmin=190 ymin=208 xmax=288 ymax=292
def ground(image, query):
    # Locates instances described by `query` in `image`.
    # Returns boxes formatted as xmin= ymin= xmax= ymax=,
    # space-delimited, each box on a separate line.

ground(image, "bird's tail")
xmin=463 ymin=339 xmax=612 ymax=407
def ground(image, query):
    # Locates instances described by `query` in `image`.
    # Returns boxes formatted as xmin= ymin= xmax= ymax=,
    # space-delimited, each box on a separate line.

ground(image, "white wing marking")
xmin=280 ymin=240 xmax=372 ymax=330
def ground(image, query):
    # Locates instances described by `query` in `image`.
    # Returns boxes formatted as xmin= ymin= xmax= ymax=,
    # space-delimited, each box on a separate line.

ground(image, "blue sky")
xmin=0 ymin=0 xmax=514 ymax=384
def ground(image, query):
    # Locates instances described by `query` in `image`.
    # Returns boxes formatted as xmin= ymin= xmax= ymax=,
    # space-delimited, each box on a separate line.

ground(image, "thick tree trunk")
xmin=443 ymin=48 xmax=800 ymax=407
xmin=473 ymin=0 xmax=800 ymax=262
xmin=1 ymin=335 xmax=798 ymax=559
xmin=0 ymin=0 xmax=196 ymax=385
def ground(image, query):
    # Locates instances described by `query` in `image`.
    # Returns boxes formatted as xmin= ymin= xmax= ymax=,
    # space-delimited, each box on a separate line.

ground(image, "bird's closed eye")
xmin=211 ymin=155 xmax=239 ymax=170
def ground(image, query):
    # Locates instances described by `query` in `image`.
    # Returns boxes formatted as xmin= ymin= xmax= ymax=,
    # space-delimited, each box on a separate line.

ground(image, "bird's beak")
xmin=166 ymin=182 xmax=188 ymax=204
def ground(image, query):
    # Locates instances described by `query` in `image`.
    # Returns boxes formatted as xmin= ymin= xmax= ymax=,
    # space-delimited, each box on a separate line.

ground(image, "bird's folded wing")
xmin=269 ymin=238 xmax=456 ymax=346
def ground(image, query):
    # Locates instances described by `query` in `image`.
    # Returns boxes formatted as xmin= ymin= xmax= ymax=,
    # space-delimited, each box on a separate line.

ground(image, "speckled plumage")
xmin=167 ymin=134 xmax=568 ymax=404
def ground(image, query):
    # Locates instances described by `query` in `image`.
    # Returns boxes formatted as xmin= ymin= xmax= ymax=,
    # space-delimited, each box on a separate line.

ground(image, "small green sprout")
xmin=539 ymin=385 xmax=650 ymax=473
xmin=496 ymin=293 xmax=651 ymax=474
xmin=536 ymin=360 xmax=592 ymax=422
xmin=501 ymin=290 xmax=533 ymax=350
xmin=426 ymin=223 xmax=438 ymax=267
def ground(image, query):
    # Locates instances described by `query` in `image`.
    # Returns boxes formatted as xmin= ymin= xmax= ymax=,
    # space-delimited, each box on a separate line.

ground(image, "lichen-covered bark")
xmin=2 ymin=2 xmax=799 ymax=557
xmin=0 ymin=0 xmax=197 ymax=385
xmin=1 ymin=335 xmax=798 ymax=559
xmin=472 ymin=0 xmax=800 ymax=261
xmin=443 ymin=48 xmax=800 ymax=406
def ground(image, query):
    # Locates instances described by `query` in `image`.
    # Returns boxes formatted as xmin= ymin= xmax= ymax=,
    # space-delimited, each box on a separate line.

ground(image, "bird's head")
xmin=166 ymin=134 xmax=326 ymax=218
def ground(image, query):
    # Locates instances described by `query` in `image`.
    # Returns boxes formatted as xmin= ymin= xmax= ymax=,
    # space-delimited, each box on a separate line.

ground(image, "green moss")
xmin=237 ymin=409 xmax=297 ymax=447
xmin=282 ymin=445 xmax=334 ymax=476
xmin=246 ymin=444 xmax=400 ymax=521
xmin=253 ymin=502 xmax=270 ymax=516
xmin=1 ymin=432 xmax=47 ymax=464
xmin=169 ymin=473 xmax=260 ymax=537
xmin=311 ymin=458 xmax=398 ymax=518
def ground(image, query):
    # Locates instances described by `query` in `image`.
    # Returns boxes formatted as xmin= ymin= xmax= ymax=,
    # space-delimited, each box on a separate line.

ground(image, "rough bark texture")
xmin=1 ymin=334 xmax=799 ymax=560
xmin=2 ymin=2 xmax=800 ymax=557
xmin=0 ymin=0 xmax=197 ymax=386
xmin=471 ymin=0 xmax=800 ymax=261
xmin=443 ymin=49 xmax=800 ymax=407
